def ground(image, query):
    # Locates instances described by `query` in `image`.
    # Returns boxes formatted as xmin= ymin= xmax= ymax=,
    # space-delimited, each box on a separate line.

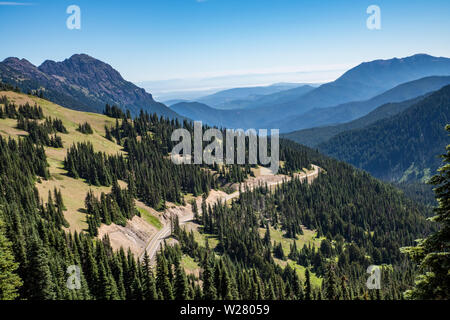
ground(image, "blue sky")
xmin=1 ymin=0 xmax=450 ymax=86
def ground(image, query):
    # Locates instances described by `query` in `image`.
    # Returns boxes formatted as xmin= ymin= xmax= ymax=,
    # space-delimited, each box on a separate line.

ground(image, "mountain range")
xmin=195 ymin=83 xmax=314 ymax=110
xmin=2 ymin=53 xmax=450 ymax=134
xmin=168 ymin=54 xmax=450 ymax=131
xmin=170 ymin=101 xmax=226 ymax=127
xmin=0 ymin=51 xmax=447 ymax=302
xmin=0 ymin=54 xmax=181 ymax=119
xmin=282 ymin=76 xmax=450 ymax=142
xmin=0 ymin=86 xmax=436 ymax=301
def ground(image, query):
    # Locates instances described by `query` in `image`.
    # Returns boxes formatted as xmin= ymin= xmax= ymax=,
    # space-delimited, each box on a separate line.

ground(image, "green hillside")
xmin=283 ymin=95 xmax=426 ymax=147
xmin=0 ymin=91 xmax=145 ymax=232
xmin=319 ymin=85 xmax=450 ymax=182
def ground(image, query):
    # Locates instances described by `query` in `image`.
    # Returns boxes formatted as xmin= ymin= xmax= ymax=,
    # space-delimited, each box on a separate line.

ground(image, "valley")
xmin=1 ymin=0 xmax=449 ymax=307
xmin=0 ymin=52 xmax=447 ymax=302
xmin=0 ymin=89 xmax=322 ymax=268
xmin=138 ymin=165 xmax=321 ymax=263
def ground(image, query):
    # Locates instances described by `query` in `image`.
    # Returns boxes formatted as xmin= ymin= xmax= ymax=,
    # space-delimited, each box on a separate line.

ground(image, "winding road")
xmin=139 ymin=165 xmax=320 ymax=262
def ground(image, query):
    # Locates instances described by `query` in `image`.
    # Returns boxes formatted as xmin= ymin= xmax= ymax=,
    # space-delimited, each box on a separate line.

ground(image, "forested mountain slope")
xmin=319 ymin=85 xmax=450 ymax=182
xmin=279 ymin=75 xmax=450 ymax=134
xmin=283 ymin=95 xmax=426 ymax=147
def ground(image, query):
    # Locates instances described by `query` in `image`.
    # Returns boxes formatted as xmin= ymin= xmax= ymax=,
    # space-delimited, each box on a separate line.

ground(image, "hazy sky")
xmin=1 ymin=0 xmax=450 ymax=85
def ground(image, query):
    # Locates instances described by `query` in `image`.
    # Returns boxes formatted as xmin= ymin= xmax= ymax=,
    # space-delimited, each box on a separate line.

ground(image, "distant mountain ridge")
xmin=0 ymin=54 xmax=182 ymax=119
xmin=170 ymin=101 xmax=225 ymax=126
xmin=2 ymin=53 xmax=449 ymax=130
xmin=280 ymin=76 xmax=450 ymax=135
xmin=250 ymin=54 xmax=450 ymax=126
xmin=196 ymin=83 xmax=313 ymax=110
xmin=283 ymin=95 xmax=427 ymax=147
xmin=168 ymin=54 xmax=450 ymax=130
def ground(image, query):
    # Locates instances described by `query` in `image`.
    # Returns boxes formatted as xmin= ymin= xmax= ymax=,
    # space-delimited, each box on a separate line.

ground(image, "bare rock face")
xmin=1 ymin=57 xmax=52 ymax=85
xmin=0 ymin=54 xmax=181 ymax=118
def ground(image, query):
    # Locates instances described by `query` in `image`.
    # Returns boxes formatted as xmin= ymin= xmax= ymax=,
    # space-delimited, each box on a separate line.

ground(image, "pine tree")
xmin=156 ymin=254 xmax=174 ymax=300
xmin=263 ymin=224 xmax=271 ymax=248
xmin=98 ymin=261 xmax=120 ymax=300
xmin=292 ymin=270 xmax=303 ymax=300
xmin=142 ymin=252 xmax=157 ymax=300
xmin=174 ymin=259 xmax=189 ymax=300
xmin=0 ymin=218 xmax=23 ymax=300
xmin=304 ymin=268 xmax=312 ymax=300
xmin=192 ymin=200 xmax=199 ymax=222
xmin=131 ymin=273 xmax=144 ymax=300
xmin=25 ymin=240 xmax=56 ymax=300
xmin=403 ymin=125 xmax=450 ymax=300
xmin=220 ymin=267 xmax=234 ymax=300
xmin=274 ymin=242 xmax=285 ymax=260
xmin=202 ymin=254 xmax=216 ymax=300
xmin=324 ymin=263 xmax=338 ymax=300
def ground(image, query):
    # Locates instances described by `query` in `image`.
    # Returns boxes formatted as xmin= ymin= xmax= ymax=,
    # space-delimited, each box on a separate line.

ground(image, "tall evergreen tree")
xmin=156 ymin=254 xmax=174 ymax=300
xmin=202 ymin=254 xmax=217 ymax=300
xmin=403 ymin=125 xmax=450 ymax=300
xmin=0 ymin=218 xmax=23 ymax=300
xmin=174 ymin=259 xmax=189 ymax=300
xmin=141 ymin=252 xmax=157 ymax=300
xmin=304 ymin=268 xmax=312 ymax=300
xmin=324 ymin=263 xmax=338 ymax=300
xmin=97 ymin=261 xmax=120 ymax=300
xmin=25 ymin=240 xmax=56 ymax=300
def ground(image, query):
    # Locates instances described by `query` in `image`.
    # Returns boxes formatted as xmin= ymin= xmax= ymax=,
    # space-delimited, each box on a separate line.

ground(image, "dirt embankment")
xmin=97 ymin=216 xmax=158 ymax=257
xmin=97 ymin=190 xmax=234 ymax=259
